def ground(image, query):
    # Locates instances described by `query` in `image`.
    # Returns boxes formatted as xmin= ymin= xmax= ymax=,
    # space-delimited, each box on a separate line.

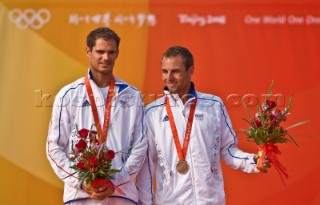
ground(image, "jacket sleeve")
xmin=136 ymin=112 xmax=156 ymax=205
xmin=46 ymin=88 xmax=82 ymax=188
xmin=111 ymin=93 xmax=148 ymax=187
xmin=218 ymin=100 xmax=260 ymax=173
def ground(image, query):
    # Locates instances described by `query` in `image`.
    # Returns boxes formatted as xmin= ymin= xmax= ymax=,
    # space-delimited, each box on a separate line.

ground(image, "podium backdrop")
xmin=0 ymin=0 xmax=319 ymax=204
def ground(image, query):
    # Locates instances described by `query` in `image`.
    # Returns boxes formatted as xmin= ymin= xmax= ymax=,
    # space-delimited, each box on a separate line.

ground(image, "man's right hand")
xmin=82 ymin=181 xmax=114 ymax=200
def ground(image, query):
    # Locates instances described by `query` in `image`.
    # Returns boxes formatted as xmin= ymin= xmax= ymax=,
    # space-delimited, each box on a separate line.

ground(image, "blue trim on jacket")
xmin=88 ymin=69 xmax=131 ymax=94
xmin=64 ymin=195 xmax=138 ymax=204
xmin=58 ymin=83 xmax=84 ymax=142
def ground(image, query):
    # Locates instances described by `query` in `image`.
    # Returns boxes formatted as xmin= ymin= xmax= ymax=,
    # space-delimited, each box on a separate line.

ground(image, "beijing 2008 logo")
xmin=8 ymin=8 xmax=51 ymax=30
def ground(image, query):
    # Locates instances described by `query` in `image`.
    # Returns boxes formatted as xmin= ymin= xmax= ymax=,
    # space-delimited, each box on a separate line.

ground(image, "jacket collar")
xmin=88 ymin=69 xmax=129 ymax=94
xmin=163 ymin=82 xmax=197 ymax=101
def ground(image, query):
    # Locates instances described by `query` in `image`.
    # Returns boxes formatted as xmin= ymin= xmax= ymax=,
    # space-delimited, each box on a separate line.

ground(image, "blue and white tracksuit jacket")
xmin=136 ymin=84 xmax=259 ymax=205
xmin=46 ymin=72 xmax=147 ymax=204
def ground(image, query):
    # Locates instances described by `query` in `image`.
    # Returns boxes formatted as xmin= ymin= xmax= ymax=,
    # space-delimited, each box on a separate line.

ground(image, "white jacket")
xmin=46 ymin=71 xmax=147 ymax=204
xmin=136 ymin=84 xmax=259 ymax=205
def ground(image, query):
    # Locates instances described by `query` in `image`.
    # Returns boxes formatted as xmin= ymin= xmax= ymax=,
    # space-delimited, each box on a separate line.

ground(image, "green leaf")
xmin=62 ymin=170 xmax=79 ymax=179
xmin=240 ymin=98 xmax=255 ymax=123
xmin=265 ymin=80 xmax=274 ymax=102
xmin=98 ymin=170 xmax=106 ymax=175
xmin=286 ymin=120 xmax=311 ymax=130
xmin=242 ymin=118 xmax=253 ymax=125
xmin=286 ymin=132 xmax=299 ymax=147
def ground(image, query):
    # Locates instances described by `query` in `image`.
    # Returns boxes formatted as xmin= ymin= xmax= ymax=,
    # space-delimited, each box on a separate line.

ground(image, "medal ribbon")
xmin=165 ymin=96 xmax=197 ymax=161
xmin=85 ymin=75 xmax=115 ymax=143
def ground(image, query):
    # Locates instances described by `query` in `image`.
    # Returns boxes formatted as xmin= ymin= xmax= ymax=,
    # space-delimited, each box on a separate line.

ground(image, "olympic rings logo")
xmin=8 ymin=8 xmax=51 ymax=30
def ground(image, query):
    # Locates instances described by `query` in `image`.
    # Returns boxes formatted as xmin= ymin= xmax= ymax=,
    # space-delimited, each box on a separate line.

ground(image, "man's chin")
xmin=99 ymin=67 xmax=113 ymax=74
xmin=167 ymin=88 xmax=177 ymax=94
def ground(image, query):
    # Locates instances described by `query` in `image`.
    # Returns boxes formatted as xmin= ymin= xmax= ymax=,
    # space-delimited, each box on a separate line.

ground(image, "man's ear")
xmin=189 ymin=66 xmax=194 ymax=75
xmin=86 ymin=47 xmax=91 ymax=57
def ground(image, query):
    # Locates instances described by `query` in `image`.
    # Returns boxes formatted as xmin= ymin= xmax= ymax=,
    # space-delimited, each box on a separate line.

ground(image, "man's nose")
xmin=167 ymin=72 xmax=174 ymax=81
xmin=102 ymin=53 xmax=109 ymax=60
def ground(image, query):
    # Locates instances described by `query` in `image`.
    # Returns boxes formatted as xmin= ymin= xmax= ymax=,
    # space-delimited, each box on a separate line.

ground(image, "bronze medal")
xmin=176 ymin=160 xmax=189 ymax=174
xmin=165 ymin=96 xmax=197 ymax=175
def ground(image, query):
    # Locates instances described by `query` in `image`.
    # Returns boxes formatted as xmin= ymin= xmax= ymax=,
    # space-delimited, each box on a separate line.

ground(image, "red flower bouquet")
xmin=240 ymin=81 xmax=309 ymax=182
xmin=68 ymin=125 xmax=121 ymax=190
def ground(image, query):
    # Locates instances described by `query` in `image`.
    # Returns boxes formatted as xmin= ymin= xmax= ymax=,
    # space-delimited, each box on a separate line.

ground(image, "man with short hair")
xmin=46 ymin=27 xmax=146 ymax=205
xmin=136 ymin=46 xmax=269 ymax=205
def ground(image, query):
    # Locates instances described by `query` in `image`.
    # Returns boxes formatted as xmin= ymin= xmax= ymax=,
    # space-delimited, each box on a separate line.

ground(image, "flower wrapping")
xmin=240 ymin=81 xmax=309 ymax=183
xmin=257 ymin=142 xmax=288 ymax=182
